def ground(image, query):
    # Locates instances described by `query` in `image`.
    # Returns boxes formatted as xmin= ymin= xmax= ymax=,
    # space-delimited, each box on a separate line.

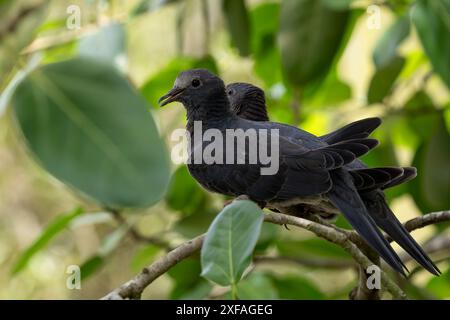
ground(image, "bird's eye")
xmin=191 ymin=79 xmax=201 ymax=88
xmin=227 ymin=89 xmax=234 ymax=96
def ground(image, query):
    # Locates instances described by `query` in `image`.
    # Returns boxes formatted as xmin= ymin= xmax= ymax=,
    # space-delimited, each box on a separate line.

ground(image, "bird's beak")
xmin=158 ymin=87 xmax=185 ymax=107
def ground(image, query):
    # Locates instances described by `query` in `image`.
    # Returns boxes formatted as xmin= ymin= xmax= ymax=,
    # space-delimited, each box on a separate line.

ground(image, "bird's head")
xmin=226 ymin=82 xmax=269 ymax=122
xmin=158 ymin=69 xmax=227 ymax=110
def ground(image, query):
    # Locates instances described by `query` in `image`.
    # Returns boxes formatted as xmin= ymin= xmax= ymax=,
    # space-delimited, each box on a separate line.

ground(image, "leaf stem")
xmin=231 ymin=282 xmax=238 ymax=300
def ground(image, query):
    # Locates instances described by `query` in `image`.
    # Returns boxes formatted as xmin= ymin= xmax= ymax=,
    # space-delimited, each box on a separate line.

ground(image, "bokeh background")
xmin=0 ymin=0 xmax=449 ymax=299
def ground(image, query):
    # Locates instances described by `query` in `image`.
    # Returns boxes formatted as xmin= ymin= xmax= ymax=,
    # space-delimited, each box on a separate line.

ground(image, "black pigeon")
xmin=159 ymin=69 xmax=421 ymax=275
xmin=225 ymin=82 xmax=440 ymax=275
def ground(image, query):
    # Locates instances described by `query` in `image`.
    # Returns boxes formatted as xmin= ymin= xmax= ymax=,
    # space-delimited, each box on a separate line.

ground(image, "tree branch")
xmin=100 ymin=210 xmax=450 ymax=300
xmin=403 ymin=211 xmax=450 ymax=233
xmin=101 ymin=234 xmax=205 ymax=300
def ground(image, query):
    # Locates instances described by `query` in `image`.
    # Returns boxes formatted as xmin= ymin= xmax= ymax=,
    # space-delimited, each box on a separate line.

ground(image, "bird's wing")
xmin=254 ymin=135 xmax=379 ymax=200
xmin=319 ymin=117 xmax=382 ymax=145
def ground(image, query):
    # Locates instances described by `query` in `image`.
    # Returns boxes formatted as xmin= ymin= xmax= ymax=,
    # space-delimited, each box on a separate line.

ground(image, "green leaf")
xmin=176 ymin=281 xmax=212 ymax=300
xmin=98 ymin=225 xmax=129 ymax=257
xmin=140 ymin=56 xmax=217 ymax=107
xmin=255 ymin=223 xmax=279 ymax=253
xmin=223 ymin=0 xmax=251 ymax=56
xmin=360 ymin=133 xmax=398 ymax=167
xmin=80 ymin=255 xmax=104 ymax=280
xmin=367 ymin=55 xmax=405 ymax=104
xmin=168 ymin=257 xmax=212 ymax=299
xmin=12 ymin=207 xmax=83 ymax=275
xmin=426 ymin=267 xmax=450 ymax=299
xmin=270 ymin=274 xmax=325 ymax=299
xmin=278 ymin=0 xmax=350 ymax=87
xmin=276 ymin=238 xmax=351 ymax=260
xmin=69 ymin=212 xmax=114 ymax=228
xmin=166 ymin=166 xmax=209 ymax=216
xmin=174 ymin=208 xmax=218 ymax=239
xmin=409 ymin=115 xmax=450 ymax=218
xmin=373 ymin=15 xmax=410 ymax=68
xmin=412 ymin=0 xmax=450 ymax=87
xmin=404 ymin=91 xmax=439 ymax=141
xmin=304 ymin=68 xmax=352 ymax=107
xmin=201 ymin=200 xmax=264 ymax=286
xmin=421 ymin=115 xmax=450 ymax=210
xmin=12 ymin=57 xmax=170 ymax=209
xmin=78 ymin=23 xmax=127 ymax=70
xmin=80 ymin=225 xmax=129 ymax=280
xmin=250 ymin=3 xmax=282 ymax=86
xmin=237 ymin=273 xmax=279 ymax=299
xmin=131 ymin=244 xmax=160 ymax=272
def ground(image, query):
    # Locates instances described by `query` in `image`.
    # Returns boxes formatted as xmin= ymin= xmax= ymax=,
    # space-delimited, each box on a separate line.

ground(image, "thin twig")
xmin=110 ymin=210 xmax=172 ymax=249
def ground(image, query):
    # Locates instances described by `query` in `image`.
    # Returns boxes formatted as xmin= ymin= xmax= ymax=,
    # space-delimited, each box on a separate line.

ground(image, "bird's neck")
xmin=186 ymin=93 xmax=234 ymax=132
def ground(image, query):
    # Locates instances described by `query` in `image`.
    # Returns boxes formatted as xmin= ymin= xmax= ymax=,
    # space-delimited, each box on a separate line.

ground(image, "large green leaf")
xmin=367 ymin=55 xmax=405 ymax=104
xmin=223 ymin=0 xmax=251 ymax=56
xmin=373 ymin=15 xmax=410 ymax=68
xmin=201 ymin=200 xmax=264 ymax=287
xmin=412 ymin=0 xmax=450 ymax=88
xmin=12 ymin=207 xmax=83 ymax=275
xmin=12 ymin=58 xmax=170 ymax=209
xmin=278 ymin=0 xmax=350 ymax=87
xmin=78 ymin=23 xmax=127 ymax=70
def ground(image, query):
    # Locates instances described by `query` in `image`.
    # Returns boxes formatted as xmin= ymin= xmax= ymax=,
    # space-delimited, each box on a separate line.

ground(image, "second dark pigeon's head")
xmin=226 ymin=83 xmax=269 ymax=122
xmin=158 ymin=69 xmax=227 ymax=110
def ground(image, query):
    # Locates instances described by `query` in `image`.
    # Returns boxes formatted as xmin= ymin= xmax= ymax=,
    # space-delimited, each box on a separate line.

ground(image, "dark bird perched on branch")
xmin=159 ymin=69 xmax=432 ymax=275
xmin=225 ymin=82 xmax=439 ymax=275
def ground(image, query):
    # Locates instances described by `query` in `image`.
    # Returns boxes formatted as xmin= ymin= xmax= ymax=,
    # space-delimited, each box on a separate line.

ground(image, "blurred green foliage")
xmin=0 ymin=0 xmax=449 ymax=300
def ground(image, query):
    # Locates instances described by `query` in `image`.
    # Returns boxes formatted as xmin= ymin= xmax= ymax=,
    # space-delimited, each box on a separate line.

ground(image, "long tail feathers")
xmin=328 ymin=170 xmax=407 ymax=275
xmin=362 ymin=191 xmax=441 ymax=275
